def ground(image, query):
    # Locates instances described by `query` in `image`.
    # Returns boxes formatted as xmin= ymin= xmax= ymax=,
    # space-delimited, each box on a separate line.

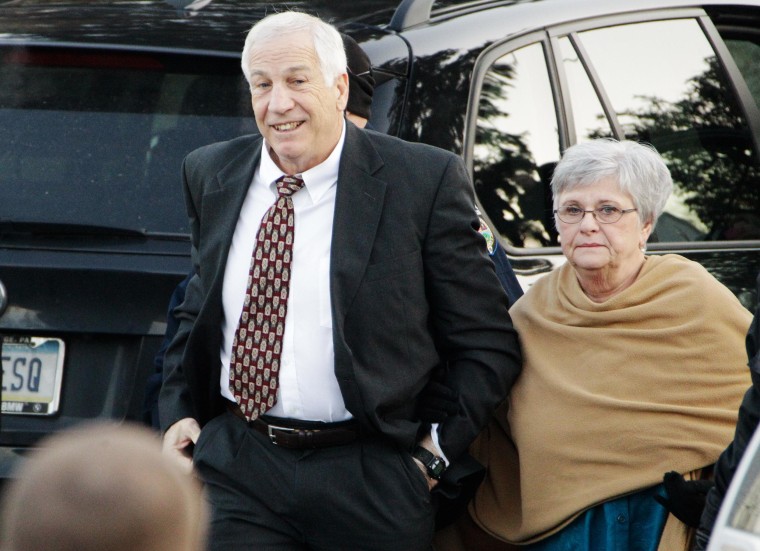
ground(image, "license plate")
xmin=1 ymin=336 xmax=65 ymax=415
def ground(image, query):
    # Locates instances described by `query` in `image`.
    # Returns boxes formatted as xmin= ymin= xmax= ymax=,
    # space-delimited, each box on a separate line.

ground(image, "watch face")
xmin=429 ymin=458 xmax=446 ymax=478
xmin=413 ymin=446 xmax=446 ymax=479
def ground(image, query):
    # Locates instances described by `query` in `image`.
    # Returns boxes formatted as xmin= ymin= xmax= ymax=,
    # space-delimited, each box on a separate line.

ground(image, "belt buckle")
xmin=267 ymin=423 xmax=297 ymax=445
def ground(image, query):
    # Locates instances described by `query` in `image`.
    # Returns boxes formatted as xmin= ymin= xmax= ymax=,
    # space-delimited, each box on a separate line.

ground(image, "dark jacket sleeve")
xmin=490 ymin=241 xmax=523 ymax=307
xmin=696 ymin=280 xmax=760 ymax=549
xmin=424 ymin=155 xmax=523 ymax=460
xmin=157 ymin=152 xmax=206 ymax=432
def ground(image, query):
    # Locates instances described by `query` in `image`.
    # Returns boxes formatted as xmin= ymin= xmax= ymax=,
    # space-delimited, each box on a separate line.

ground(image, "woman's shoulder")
xmin=645 ymin=253 xmax=724 ymax=287
xmin=646 ymin=253 xmax=703 ymax=272
xmin=510 ymin=263 xmax=567 ymax=315
xmin=644 ymin=254 xmax=751 ymax=317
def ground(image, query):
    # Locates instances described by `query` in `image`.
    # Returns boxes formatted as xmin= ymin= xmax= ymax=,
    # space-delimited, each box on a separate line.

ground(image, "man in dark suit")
xmin=143 ymin=32 xmax=382 ymax=431
xmin=159 ymin=11 xmax=521 ymax=551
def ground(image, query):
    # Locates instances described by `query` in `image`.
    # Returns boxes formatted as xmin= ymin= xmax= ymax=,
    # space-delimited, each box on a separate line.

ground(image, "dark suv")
xmin=2 ymin=0 xmax=760 ymax=478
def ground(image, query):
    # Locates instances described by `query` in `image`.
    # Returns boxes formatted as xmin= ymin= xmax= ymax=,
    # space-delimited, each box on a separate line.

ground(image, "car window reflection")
xmin=473 ymin=42 xmax=560 ymax=249
xmin=579 ymin=18 xmax=760 ymax=244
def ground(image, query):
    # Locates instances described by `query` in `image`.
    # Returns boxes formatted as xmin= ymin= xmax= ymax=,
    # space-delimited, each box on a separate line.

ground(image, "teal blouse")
xmin=523 ymin=485 xmax=669 ymax=551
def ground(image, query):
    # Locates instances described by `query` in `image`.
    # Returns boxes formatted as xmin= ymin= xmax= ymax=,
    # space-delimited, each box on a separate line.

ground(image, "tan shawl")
xmin=469 ymin=254 xmax=752 ymax=544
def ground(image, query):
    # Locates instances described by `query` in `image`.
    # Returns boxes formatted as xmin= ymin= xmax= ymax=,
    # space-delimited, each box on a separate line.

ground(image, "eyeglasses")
xmin=554 ymin=205 xmax=638 ymax=224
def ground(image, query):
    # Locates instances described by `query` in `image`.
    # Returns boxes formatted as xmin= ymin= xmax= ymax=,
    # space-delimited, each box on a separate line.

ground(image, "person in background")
xmin=144 ymin=272 xmax=191 ymax=428
xmin=341 ymin=33 xmax=374 ymax=129
xmin=695 ymin=273 xmax=760 ymax=549
xmin=0 ymin=421 xmax=206 ymax=551
xmin=476 ymin=212 xmax=523 ymax=305
xmin=436 ymin=138 xmax=751 ymax=551
xmin=159 ymin=11 xmax=521 ymax=551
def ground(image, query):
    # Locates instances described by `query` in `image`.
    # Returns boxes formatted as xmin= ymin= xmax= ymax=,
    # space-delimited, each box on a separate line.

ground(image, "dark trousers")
xmin=193 ymin=409 xmax=436 ymax=551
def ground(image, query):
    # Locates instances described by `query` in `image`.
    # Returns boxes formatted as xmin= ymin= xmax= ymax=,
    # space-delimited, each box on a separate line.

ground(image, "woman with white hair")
xmin=438 ymin=139 xmax=753 ymax=550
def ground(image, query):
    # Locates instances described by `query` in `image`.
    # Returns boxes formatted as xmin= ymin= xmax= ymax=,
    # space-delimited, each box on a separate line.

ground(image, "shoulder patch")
xmin=478 ymin=217 xmax=495 ymax=254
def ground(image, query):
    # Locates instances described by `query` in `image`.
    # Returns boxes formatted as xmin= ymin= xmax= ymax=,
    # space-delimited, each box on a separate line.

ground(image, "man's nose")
xmin=269 ymin=83 xmax=294 ymax=112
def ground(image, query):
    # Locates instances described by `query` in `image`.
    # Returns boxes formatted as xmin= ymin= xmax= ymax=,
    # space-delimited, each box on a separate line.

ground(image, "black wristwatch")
xmin=412 ymin=445 xmax=446 ymax=480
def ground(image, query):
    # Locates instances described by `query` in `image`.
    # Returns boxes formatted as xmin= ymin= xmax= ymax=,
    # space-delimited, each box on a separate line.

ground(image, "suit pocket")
xmin=192 ymin=413 xmax=225 ymax=464
xmin=364 ymin=250 xmax=421 ymax=282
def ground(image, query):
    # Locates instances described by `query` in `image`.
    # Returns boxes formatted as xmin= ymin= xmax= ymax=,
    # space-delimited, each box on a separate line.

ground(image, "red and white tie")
xmin=229 ymin=175 xmax=304 ymax=421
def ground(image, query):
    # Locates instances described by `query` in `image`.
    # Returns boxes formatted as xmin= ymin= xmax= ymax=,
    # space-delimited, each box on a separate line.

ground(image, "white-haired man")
xmin=159 ymin=11 xmax=521 ymax=550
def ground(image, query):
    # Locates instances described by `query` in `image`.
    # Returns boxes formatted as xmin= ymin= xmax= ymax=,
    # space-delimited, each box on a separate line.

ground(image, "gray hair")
xmin=551 ymin=138 xmax=673 ymax=226
xmin=241 ymin=11 xmax=347 ymax=89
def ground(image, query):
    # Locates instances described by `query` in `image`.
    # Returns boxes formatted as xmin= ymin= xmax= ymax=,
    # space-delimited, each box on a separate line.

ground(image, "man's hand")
xmin=413 ymin=434 xmax=441 ymax=491
xmin=162 ymin=417 xmax=201 ymax=475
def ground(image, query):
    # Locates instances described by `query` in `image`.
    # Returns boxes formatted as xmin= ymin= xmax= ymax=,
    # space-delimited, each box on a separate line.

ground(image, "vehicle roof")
xmin=0 ymin=0 xmax=400 ymax=52
xmin=423 ymin=0 xmax=760 ymax=26
xmin=389 ymin=0 xmax=760 ymax=59
xmin=1 ymin=0 xmax=757 ymax=55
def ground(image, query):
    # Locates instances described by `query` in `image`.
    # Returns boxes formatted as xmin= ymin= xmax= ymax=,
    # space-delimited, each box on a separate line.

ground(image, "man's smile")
xmin=271 ymin=121 xmax=304 ymax=132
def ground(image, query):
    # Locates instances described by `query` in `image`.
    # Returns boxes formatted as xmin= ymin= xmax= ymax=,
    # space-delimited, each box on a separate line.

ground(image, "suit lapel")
xmin=200 ymin=129 xmax=385 ymax=334
xmin=331 ymin=124 xmax=387 ymax=328
xmin=203 ymin=138 xmax=263 ymax=306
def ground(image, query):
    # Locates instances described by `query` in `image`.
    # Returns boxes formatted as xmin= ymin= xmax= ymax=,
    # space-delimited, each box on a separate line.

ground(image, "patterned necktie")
xmin=229 ymin=174 xmax=304 ymax=421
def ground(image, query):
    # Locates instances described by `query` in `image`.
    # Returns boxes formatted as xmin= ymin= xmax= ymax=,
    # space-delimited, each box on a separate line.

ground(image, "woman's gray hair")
xmin=551 ymin=138 xmax=673 ymax=226
xmin=241 ymin=11 xmax=346 ymax=89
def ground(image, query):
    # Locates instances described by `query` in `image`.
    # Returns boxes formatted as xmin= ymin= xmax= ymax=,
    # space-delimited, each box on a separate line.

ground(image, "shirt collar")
xmin=259 ymin=121 xmax=345 ymax=203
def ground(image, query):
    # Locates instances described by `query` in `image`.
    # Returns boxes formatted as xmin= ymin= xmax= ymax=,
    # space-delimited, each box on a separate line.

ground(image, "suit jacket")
xmin=159 ymin=123 xmax=522 ymax=461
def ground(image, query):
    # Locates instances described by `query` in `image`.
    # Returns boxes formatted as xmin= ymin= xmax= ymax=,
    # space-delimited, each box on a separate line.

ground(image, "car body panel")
xmin=707 ymin=420 xmax=760 ymax=550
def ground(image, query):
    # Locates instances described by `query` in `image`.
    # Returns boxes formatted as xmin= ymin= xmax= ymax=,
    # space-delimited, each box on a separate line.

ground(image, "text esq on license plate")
xmin=1 ymin=336 xmax=65 ymax=415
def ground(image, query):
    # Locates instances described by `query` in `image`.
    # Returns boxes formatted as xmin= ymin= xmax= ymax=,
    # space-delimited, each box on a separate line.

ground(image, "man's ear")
xmin=336 ymin=72 xmax=349 ymax=111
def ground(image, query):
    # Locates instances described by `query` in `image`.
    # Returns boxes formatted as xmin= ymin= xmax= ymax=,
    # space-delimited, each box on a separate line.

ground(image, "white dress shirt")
xmin=219 ymin=124 xmax=351 ymax=422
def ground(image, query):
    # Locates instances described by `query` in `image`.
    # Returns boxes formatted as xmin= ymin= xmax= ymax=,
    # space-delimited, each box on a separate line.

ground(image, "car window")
xmin=476 ymin=17 xmax=760 ymax=251
xmin=0 ymin=47 xmax=257 ymax=236
xmin=556 ymin=36 xmax=614 ymax=145
xmin=577 ymin=18 xmax=760 ymax=243
xmin=472 ymin=42 xmax=561 ymax=249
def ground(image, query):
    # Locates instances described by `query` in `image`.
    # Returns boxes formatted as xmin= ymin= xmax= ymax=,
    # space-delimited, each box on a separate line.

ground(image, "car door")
xmin=467 ymin=5 xmax=760 ymax=309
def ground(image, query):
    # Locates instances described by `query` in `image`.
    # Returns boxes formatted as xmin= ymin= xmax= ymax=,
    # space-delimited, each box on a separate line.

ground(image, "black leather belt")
xmin=227 ymin=402 xmax=358 ymax=449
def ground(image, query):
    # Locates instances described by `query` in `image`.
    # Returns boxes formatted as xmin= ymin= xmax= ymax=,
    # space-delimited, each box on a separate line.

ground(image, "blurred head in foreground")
xmin=0 ymin=421 xmax=207 ymax=551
